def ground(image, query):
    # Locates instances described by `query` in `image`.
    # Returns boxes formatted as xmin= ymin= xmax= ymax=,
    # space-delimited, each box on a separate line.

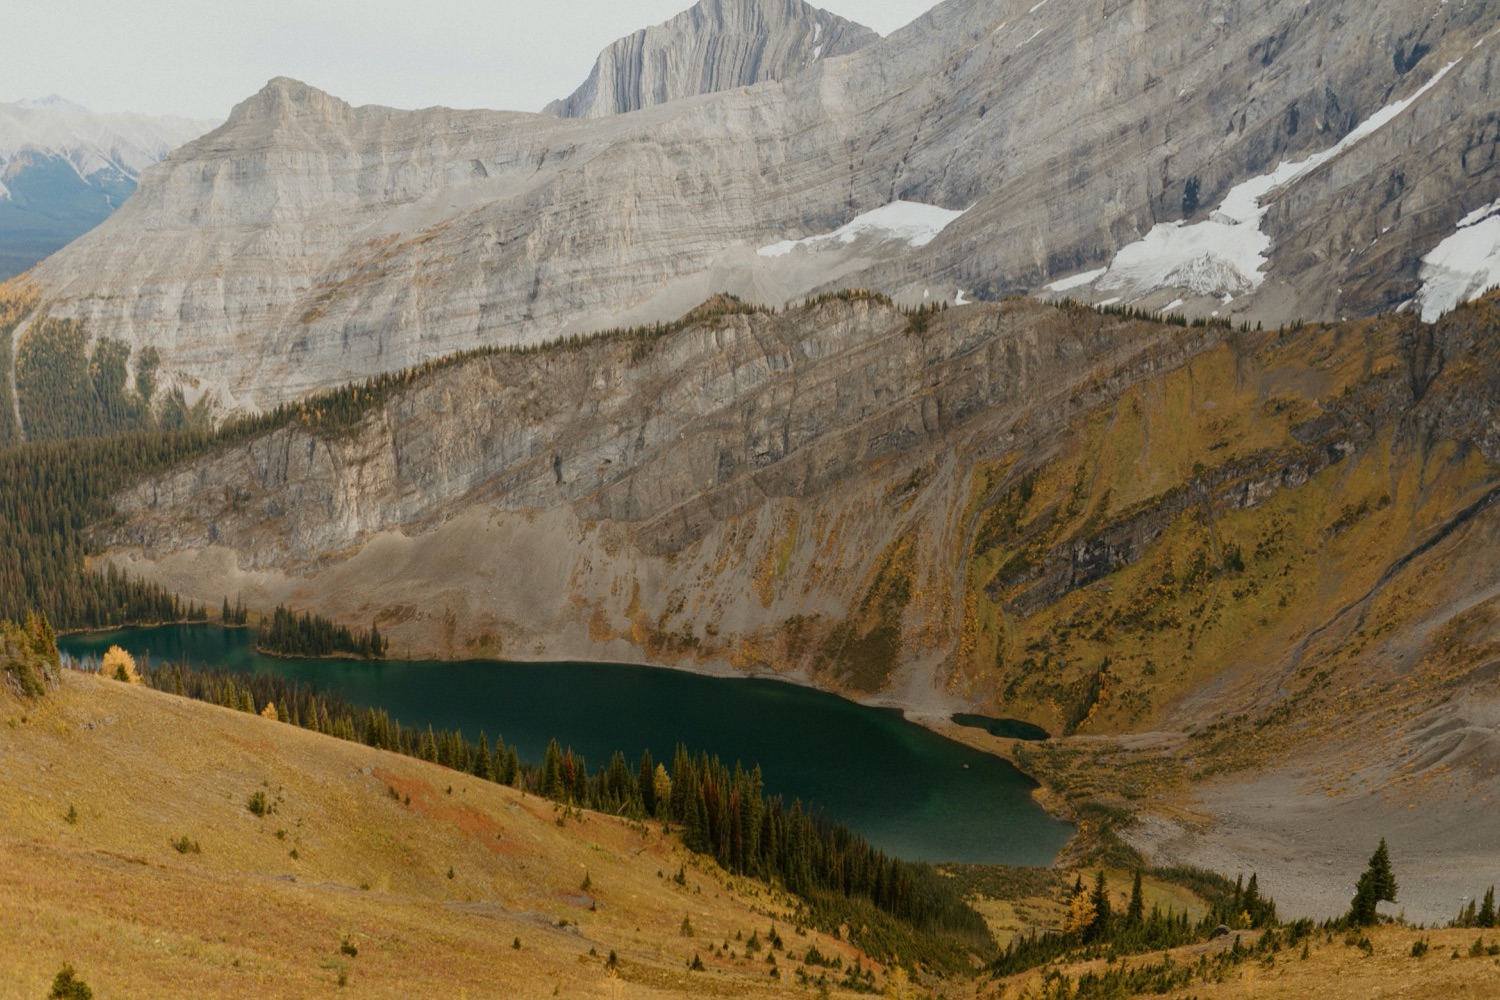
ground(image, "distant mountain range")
xmin=11 ymin=0 xmax=1496 ymax=416
xmin=0 ymin=96 xmax=217 ymax=279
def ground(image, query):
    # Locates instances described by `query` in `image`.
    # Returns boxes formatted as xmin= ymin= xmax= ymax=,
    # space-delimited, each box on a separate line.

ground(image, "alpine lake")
xmin=60 ymin=624 xmax=1072 ymax=867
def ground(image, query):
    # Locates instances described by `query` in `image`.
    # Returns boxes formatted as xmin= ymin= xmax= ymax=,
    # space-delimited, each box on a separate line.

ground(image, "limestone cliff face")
xmin=98 ymin=295 xmax=1500 ymax=740
xmin=545 ymin=0 xmax=877 ymax=119
xmin=15 ymin=0 xmax=1499 ymax=419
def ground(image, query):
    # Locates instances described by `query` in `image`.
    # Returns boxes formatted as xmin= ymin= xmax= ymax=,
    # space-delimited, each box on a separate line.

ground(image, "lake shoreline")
xmin=59 ymin=622 xmax=1075 ymax=868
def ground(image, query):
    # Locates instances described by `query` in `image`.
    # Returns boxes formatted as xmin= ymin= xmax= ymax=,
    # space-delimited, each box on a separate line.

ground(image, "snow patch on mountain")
xmin=1083 ymin=60 xmax=1461 ymax=303
xmin=758 ymin=201 xmax=968 ymax=258
xmin=1417 ymin=202 xmax=1500 ymax=321
xmin=1046 ymin=268 xmax=1107 ymax=292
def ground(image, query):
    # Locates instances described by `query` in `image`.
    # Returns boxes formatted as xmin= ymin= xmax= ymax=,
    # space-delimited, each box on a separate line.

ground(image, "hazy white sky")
xmin=2 ymin=1 xmax=938 ymax=121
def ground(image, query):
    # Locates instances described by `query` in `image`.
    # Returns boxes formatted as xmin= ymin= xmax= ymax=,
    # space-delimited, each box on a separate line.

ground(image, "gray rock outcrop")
xmin=545 ymin=0 xmax=877 ymax=119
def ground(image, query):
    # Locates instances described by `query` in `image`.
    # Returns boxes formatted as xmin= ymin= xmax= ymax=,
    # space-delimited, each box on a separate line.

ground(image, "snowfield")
xmin=1418 ymin=201 xmax=1500 ymax=321
xmin=758 ymin=200 xmax=968 ymax=258
xmin=1076 ymin=61 xmax=1462 ymax=304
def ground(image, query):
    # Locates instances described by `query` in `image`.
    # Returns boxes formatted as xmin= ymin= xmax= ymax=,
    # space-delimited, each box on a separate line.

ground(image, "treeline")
xmin=0 ymin=611 xmax=60 ymax=697
xmin=1454 ymin=886 xmax=1498 ymax=928
xmin=992 ymin=868 xmax=1277 ymax=977
xmin=0 ymin=286 xmax=35 ymax=448
xmin=1014 ymin=922 xmax=1312 ymax=1000
xmin=0 ymin=290 xmax=881 ymax=628
xmin=257 ymin=604 xmax=385 ymax=658
xmin=1052 ymin=297 xmax=1260 ymax=333
xmin=121 ymin=658 xmax=989 ymax=964
xmin=13 ymin=319 xmax=197 ymax=442
xmin=0 ymin=429 xmax=278 ymax=627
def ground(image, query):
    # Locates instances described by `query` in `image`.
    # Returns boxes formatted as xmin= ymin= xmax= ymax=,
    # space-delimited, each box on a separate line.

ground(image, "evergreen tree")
xmin=542 ymin=739 xmax=566 ymax=801
xmin=1086 ymin=870 xmax=1112 ymax=942
xmin=637 ymin=749 xmax=657 ymax=817
xmin=1478 ymin=886 xmax=1496 ymax=928
xmin=474 ymin=731 xmax=493 ymax=780
xmin=1127 ymin=870 xmax=1145 ymax=925
xmin=1349 ymin=838 xmax=1398 ymax=926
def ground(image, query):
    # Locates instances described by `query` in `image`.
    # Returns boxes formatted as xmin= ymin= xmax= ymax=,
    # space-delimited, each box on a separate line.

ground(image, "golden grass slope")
xmin=0 ymin=672 xmax=872 ymax=999
xmin=993 ymin=926 xmax=1500 ymax=1000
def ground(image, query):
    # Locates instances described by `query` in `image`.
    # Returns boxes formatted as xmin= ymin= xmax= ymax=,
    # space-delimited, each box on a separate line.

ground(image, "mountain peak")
xmin=226 ymin=77 xmax=353 ymax=126
xmin=547 ymin=0 xmax=878 ymax=119
xmin=8 ymin=94 xmax=91 ymax=113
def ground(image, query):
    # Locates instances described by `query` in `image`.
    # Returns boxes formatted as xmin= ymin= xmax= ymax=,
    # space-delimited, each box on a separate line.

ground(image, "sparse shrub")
xmin=606 ymin=950 xmax=618 ymax=969
xmin=689 ymin=953 xmax=705 ymax=971
xmin=340 ymin=937 xmax=358 ymax=957
xmin=1411 ymin=938 xmax=1430 ymax=957
xmin=289 ymin=848 xmax=299 ymax=860
xmin=246 ymin=790 xmax=272 ymax=817
xmin=581 ymin=870 xmax=592 ymax=891
xmin=64 ymin=804 xmax=78 ymax=825
xmin=48 ymin=963 xmax=92 ymax=1000
xmin=512 ymin=937 xmax=521 ymax=950
xmin=681 ymin=914 xmax=694 ymax=937
xmin=447 ymin=866 xmax=455 ymax=880
xmin=170 ymin=835 xmax=201 ymax=854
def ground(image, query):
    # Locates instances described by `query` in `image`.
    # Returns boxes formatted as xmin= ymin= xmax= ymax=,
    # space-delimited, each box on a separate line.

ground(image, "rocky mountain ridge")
xmin=9 ymin=0 xmax=1497 ymax=420
xmin=545 ymin=0 xmax=877 ymax=119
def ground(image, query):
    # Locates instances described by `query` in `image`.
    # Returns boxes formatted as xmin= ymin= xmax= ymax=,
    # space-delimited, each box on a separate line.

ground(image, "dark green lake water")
xmin=59 ymin=624 xmax=1072 ymax=867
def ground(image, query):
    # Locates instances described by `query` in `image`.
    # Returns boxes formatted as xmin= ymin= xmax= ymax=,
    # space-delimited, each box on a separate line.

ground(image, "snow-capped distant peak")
xmin=0 ymin=97 xmax=219 ymax=177
xmin=12 ymin=95 xmax=91 ymax=113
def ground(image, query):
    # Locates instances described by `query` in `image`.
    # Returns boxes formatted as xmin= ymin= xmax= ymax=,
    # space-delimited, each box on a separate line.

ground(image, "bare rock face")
xmin=12 ymin=0 xmax=1499 ymax=420
xmin=97 ymin=294 xmax=1500 ymax=736
xmin=545 ymin=0 xmax=877 ymax=119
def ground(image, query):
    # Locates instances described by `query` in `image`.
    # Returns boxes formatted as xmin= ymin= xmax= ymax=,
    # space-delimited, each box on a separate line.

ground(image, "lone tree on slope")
xmin=1349 ymin=838 xmax=1398 ymax=926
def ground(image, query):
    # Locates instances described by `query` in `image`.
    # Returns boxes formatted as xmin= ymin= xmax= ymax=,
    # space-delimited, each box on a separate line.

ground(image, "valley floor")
xmin=1129 ymin=755 xmax=1500 ymax=928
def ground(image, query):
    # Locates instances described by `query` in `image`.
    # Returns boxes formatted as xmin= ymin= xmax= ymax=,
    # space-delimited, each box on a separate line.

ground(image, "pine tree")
xmin=1367 ymin=839 xmax=1398 ymax=901
xmin=1085 ymin=870 xmax=1112 ymax=942
xmin=1478 ymin=886 xmax=1496 ymax=928
xmin=542 ymin=739 xmax=566 ymax=801
xmin=474 ymin=732 xmax=493 ymax=780
xmin=638 ymin=749 xmax=657 ymax=817
xmin=1127 ymin=869 xmax=1145 ymax=924
xmin=1349 ymin=838 xmax=1398 ymax=926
